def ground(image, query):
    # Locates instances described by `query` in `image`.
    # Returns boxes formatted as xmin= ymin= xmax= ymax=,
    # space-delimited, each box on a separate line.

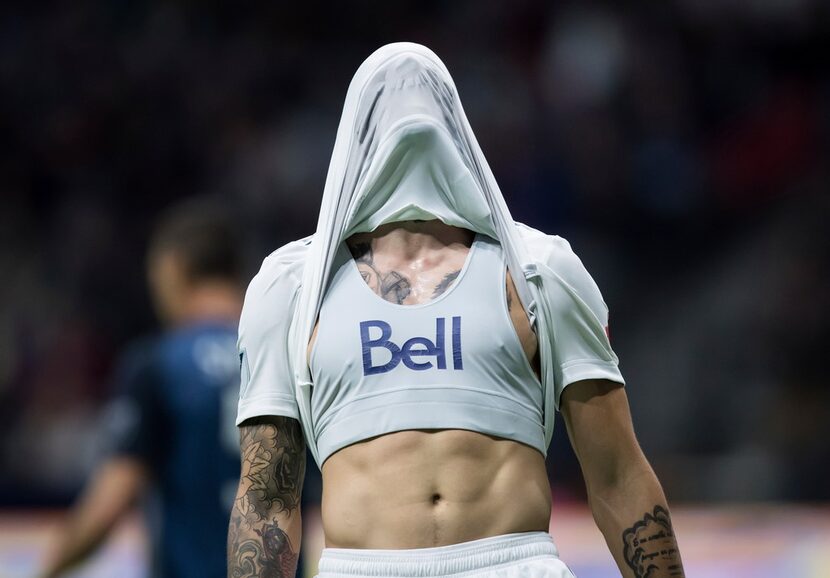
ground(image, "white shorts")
xmin=316 ymin=532 xmax=576 ymax=578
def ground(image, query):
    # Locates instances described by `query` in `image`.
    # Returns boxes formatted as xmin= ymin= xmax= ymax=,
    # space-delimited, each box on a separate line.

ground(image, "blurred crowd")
xmin=1 ymin=0 xmax=828 ymax=506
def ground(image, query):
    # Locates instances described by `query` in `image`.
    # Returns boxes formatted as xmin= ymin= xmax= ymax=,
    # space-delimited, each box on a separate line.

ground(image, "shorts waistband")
xmin=318 ymin=532 xmax=559 ymax=577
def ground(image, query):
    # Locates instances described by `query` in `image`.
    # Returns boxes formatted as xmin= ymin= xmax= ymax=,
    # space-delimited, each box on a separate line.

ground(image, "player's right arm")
xmin=229 ymin=240 xmax=310 ymax=577
xmin=228 ymin=416 xmax=306 ymax=577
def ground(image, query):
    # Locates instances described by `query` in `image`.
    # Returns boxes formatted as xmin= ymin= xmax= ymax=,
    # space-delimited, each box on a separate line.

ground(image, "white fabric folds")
xmin=254 ymin=42 xmax=623 ymax=466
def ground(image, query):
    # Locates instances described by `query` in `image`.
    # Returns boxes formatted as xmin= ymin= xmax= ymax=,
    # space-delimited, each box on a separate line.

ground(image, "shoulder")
xmin=240 ymin=236 xmax=312 ymax=337
xmin=248 ymin=236 xmax=312 ymax=294
xmin=244 ymin=236 xmax=312 ymax=308
xmin=516 ymin=222 xmax=608 ymax=316
xmin=517 ymin=223 xmax=594 ymax=284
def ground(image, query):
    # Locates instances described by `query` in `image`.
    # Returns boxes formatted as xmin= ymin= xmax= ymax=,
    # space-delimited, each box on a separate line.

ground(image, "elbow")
xmin=586 ymin=460 xmax=661 ymax=529
xmin=585 ymin=451 xmax=657 ymax=505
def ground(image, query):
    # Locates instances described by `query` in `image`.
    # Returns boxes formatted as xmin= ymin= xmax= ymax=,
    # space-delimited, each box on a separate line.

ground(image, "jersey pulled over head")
xmin=337 ymin=46 xmax=494 ymax=236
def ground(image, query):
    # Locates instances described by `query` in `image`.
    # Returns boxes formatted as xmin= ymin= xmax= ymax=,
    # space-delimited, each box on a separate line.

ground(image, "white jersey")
xmin=236 ymin=225 xmax=624 ymax=463
xmin=309 ymin=234 xmax=544 ymax=464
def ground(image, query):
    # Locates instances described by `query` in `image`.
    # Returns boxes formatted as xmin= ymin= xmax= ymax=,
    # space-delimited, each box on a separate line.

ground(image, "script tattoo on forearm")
xmin=228 ymin=417 xmax=305 ymax=578
xmin=621 ymin=505 xmax=684 ymax=578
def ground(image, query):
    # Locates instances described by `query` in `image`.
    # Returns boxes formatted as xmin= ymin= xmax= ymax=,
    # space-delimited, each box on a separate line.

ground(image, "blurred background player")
xmin=37 ymin=201 xmax=244 ymax=578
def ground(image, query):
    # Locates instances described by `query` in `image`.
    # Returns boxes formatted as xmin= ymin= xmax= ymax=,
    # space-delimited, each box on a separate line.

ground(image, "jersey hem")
xmin=556 ymin=360 xmax=625 ymax=408
xmin=315 ymin=392 xmax=546 ymax=464
xmin=236 ymin=393 xmax=300 ymax=425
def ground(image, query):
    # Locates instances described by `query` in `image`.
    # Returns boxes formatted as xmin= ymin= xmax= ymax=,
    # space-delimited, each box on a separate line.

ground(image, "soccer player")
xmin=39 ymin=203 xmax=244 ymax=578
xmin=229 ymin=44 xmax=685 ymax=578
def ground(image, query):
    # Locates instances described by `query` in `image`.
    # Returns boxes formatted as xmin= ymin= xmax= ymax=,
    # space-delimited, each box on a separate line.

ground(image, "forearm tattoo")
xmin=622 ymin=505 xmax=684 ymax=578
xmin=228 ymin=417 xmax=305 ymax=578
xmin=349 ymin=241 xmax=461 ymax=304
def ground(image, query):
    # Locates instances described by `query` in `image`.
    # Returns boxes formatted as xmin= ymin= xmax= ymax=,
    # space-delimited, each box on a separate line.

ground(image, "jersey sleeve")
xmin=236 ymin=241 xmax=309 ymax=425
xmin=521 ymin=226 xmax=625 ymax=406
xmin=101 ymin=339 xmax=169 ymax=469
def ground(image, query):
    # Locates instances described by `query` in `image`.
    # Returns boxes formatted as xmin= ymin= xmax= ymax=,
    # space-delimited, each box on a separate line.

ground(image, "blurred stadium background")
xmin=1 ymin=1 xmax=829 ymax=577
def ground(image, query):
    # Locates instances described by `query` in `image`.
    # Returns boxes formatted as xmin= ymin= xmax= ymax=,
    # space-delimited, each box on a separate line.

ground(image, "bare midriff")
xmin=312 ymin=221 xmax=550 ymax=549
xmin=320 ymin=430 xmax=551 ymax=549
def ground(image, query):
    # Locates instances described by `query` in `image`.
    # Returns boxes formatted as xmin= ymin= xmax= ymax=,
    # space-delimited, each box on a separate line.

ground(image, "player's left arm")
xmin=560 ymin=379 xmax=685 ymax=578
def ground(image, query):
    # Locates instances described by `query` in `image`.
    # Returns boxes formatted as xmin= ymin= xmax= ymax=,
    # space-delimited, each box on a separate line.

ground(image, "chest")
xmin=307 ymin=239 xmax=538 ymax=374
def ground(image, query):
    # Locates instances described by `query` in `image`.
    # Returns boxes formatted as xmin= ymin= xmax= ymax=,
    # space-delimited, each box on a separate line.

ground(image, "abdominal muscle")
xmin=320 ymin=429 xmax=552 ymax=549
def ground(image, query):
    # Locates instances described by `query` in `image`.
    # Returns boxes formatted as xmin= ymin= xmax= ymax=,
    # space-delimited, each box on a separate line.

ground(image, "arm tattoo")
xmin=432 ymin=270 xmax=460 ymax=298
xmin=622 ymin=505 xmax=684 ymax=577
xmin=349 ymin=241 xmax=412 ymax=304
xmin=236 ymin=418 xmax=304 ymax=521
xmin=228 ymin=417 xmax=305 ymax=578
xmin=230 ymin=527 xmax=297 ymax=578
